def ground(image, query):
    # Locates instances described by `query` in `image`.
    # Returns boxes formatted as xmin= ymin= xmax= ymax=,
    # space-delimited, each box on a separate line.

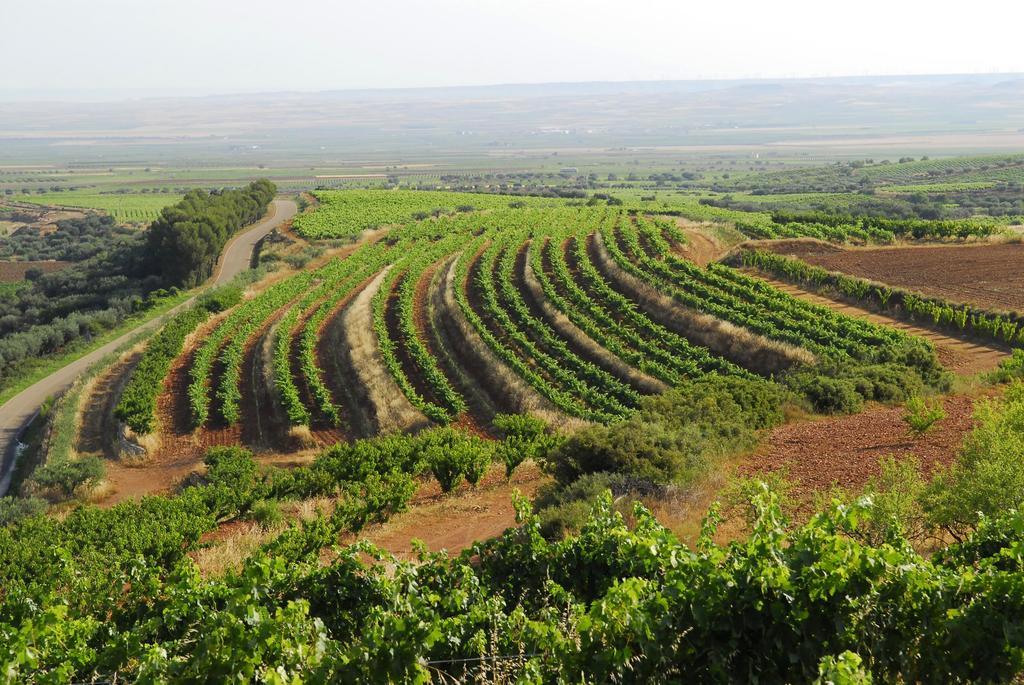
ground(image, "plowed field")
xmin=763 ymin=241 xmax=1024 ymax=313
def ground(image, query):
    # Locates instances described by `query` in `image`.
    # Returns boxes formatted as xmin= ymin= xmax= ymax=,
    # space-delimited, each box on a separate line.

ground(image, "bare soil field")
xmin=0 ymin=259 xmax=70 ymax=281
xmin=739 ymin=392 xmax=991 ymax=513
xmin=762 ymin=241 xmax=1024 ymax=314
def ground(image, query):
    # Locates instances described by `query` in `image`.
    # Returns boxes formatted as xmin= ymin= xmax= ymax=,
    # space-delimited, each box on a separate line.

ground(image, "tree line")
xmin=144 ymin=180 xmax=276 ymax=287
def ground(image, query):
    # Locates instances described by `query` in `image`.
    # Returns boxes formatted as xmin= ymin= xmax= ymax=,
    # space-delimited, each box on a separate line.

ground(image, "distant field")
xmin=880 ymin=181 xmax=998 ymax=193
xmin=293 ymin=189 xmax=564 ymax=238
xmin=13 ymin=189 xmax=182 ymax=224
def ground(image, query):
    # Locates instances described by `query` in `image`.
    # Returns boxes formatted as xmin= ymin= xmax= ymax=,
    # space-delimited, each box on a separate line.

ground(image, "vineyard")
xmin=291 ymin=189 xmax=561 ymax=239
xmin=123 ymin=192 xmax=947 ymax=452
xmin=14 ymin=189 xmax=183 ymax=224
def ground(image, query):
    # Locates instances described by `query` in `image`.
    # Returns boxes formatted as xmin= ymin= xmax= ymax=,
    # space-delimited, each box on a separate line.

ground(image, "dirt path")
xmin=357 ymin=462 xmax=549 ymax=561
xmin=76 ymin=351 xmax=143 ymax=457
xmin=747 ymin=272 xmax=1011 ymax=375
xmin=671 ymin=219 xmax=728 ymax=266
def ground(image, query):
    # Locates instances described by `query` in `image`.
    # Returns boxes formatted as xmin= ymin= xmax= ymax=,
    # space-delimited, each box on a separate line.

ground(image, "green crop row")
xmin=115 ymin=307 xmax=211 ymax=434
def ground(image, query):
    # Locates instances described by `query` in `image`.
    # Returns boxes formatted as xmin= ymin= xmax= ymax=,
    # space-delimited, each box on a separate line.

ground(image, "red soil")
xmin=412 ymin=258 xmax=492 ymax=437
xmin=356 ymin=462 xmax=549 ymax=561
xmin=740 ymin=393 xmax=990 ymax=512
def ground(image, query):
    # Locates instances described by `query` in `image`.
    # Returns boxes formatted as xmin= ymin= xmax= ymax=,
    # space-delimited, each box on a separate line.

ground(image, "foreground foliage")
xmin=5 ymin=379 xmax=1024 ymax=682
xmin=4 ymin=481 xmax=1024 ymax=682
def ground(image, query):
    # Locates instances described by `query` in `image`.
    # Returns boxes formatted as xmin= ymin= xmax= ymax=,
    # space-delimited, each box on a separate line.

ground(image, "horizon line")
xmin=2 ymin=70 xmax=1022 ymax=105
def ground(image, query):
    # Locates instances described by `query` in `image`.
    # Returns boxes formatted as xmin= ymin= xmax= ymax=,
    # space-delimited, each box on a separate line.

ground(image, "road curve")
xmin=0 ymin=199 xmax=298 ymax=495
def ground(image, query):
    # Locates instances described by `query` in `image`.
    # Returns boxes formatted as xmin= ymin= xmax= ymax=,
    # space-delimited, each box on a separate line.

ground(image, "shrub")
xmin=493 ymin=413 xmax=562 ymax=479
xmin=29 ymin=457 xmax=105 ymax=499
xmin=814 ymin=652 xmax=873 ymax=685
xmin=0 ymin=497 xmax=47 ymax=527
xmin=922 ymin=383 xmax=1024 ymax=539
xmin=533 ymin=472 xmax=662 ymax=539
xmin=202 ymin=447 xmax=265 ymax=518
xmin=903 ymin=396 xmax=946 ymax=436
xmin=793 ymin=375 xmax=864 ymax=414
xmin=989 ymin=348 xmax=1024 ymax=384
xmin=543 ymin=376 xmax=787 ymax=486
xmin=427 ymin=445 xmax=467 ymax=493
xmin=854 ymin=456 xmax=927 ymax=545
xmin=197 ymin=284 xmax=243 ymax=313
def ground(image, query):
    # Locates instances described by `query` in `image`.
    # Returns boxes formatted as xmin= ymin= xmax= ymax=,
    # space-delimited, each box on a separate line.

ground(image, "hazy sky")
xmin=3 ymin=0 xmax=1023 ymax=97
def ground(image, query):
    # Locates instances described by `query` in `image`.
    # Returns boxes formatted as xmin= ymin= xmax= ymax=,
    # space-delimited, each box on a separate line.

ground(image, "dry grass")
xmin=592 ymin=232 xmax=815 ymax=374
xmin=522 ymin=250 xmax=666 ymax=395
xmin=193 ymin=522 xmax=282 ymax=577
xmin=193 ymin=496 xmax=335 ymax=577
xmin=73 ymin=341 xmax=150 ymax=458
xmin=342 ymin=267 xmax=430 ymax=434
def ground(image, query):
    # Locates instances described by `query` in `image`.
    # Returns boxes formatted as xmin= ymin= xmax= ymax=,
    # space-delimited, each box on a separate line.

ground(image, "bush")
xmin=989 ymin=348 xmax=1024 ymax=384
xmin=853 ymin=363 xmax=925 ymax=402
xmin=543 ymin=376 xmax=788 ymax=486
xmin=493 ymin=413 xmax=562 ymax=479
xmin=197 ymin=284 xmax=243 ymax=313
xmin=0 ymin=497 xmax=47 ymax=527
xmin=29 ymin=457 xmax=104 ymax=499
xmin=792 ymin=375 xmax=864 ymax=414
xmin=814 ymin=652 xmax=873 ymax=685
xmin=427 ymin=442 xmax=477 ymax=493
xmin=922 ymin=383 xmax=1024 ymax=539
xmin=533 ymin=472 xmax=662 ymax=539
xmin=202 ymin=447 xmax=265 ymax=518
xmin=853 ymin=456 xmax=927 ymax=545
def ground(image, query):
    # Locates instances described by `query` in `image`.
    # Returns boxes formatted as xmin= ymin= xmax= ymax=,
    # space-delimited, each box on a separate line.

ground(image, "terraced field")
xmin=109 ymin=193 xmax=949 ymax=458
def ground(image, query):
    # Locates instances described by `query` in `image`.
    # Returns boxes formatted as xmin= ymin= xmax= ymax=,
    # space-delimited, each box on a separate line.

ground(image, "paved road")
xmin=0 ymin=199 xmax=297 ymax=495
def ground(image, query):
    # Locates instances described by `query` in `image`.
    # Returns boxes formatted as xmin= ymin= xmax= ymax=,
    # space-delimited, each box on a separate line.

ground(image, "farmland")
xmin=13 ymin=189 xmax=183 ymax=225
xmin=94 ymin=192 xmax=958 ymax=467
xmin=4 ymin=155 xmax=1024 ymax=679
xmin=760 ymin=240 xmax=1024 ymax=314
xmin=6 ymin=184 xmax=1024 ymax=682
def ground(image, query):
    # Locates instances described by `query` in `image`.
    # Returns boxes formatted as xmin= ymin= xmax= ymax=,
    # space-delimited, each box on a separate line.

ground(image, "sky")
xmin=3 ymin=0 xmax=1024 ymax=98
